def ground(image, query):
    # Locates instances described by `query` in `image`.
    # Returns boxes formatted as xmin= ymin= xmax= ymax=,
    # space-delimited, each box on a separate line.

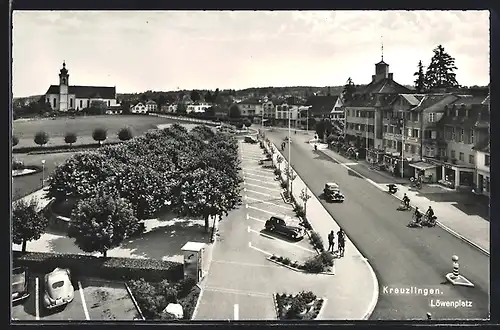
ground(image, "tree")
xmin=341 ymin=78 xmax=356 ymax=104
xmin=34 ymin=131 xmax=49 ymax=147
xmin=424 ymin=45 xmax=459 ymax=90
xmin=191 ymin=125 xmax=215 ymax=141
xmin=414 ymin=60 xmax=426 ymax=93
xmin=176 ymin=103 xmax=187 ymax=114
xmin=68 ymin=192 xmax=142 ymax=257
xmin=12 ymin=198 xmax=49 ymax=252
xmin=121 ymin=100 xmax=132 ymax=115
xmin=244 ymin=119 xmax=252 ymax=128
xmin=213 ymin=88 xmax=220 ymax=104
xmin=235 ymin=122 xmax=244 ymax=129
xmin=92 ymin=127 xmax=108 ymax=146
xmin=89 ymin=100 xmax=107 ymax=115
xmin=228 ymin=104 xmax=241 ymax=119
xmin=323 ymin=119 xmax=333 ymax=137
xmin=205 ymin=106 xmax=215 ymax=118
xmin=190 ymin=90 xmax=201 ymax=103
xmin=118 ymin=127 xmax=134 ymax=141
xmin=315 ymin=120 xmax=326 ymax=139
xmin=64 ymin=132 xmax=77 ymax=146
xmin=204 ymin=91 xmax=213 ymax=103
xmin=12 ymin=135 xmax=19 ymax=146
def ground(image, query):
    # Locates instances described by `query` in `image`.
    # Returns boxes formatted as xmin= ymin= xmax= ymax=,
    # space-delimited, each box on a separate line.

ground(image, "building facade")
xmin=131 ymin=102 xmax=148 ymax=114
xmin=45 ymin=62 xmax=117 ymax=111
xmin=146 ymin=100 xmax=158 ymax=112
xmin=186 ymin=103 xmax=212 ymax=113
xmin=275 ymin=103 xmax=300 ymax=126
xmin=237 ymin=99 xmax=263 ymax=117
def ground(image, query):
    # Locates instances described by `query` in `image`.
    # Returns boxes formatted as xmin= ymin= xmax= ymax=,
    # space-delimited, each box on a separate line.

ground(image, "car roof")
xmin=325 ymin=182 xmax=339 ymax=187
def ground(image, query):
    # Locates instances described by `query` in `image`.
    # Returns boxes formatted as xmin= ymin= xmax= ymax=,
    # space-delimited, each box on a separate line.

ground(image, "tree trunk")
xmin=204 ymin=215 xmax=210 ymax=233
xmin=103 ymin=250 xmax=107 ymax=258
xmin=22 ymin=240 xmax=27 ymax=253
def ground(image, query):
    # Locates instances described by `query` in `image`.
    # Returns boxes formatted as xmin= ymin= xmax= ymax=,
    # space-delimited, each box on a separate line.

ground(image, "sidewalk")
xmin=319 ymin=147 xmax=490 ymax=255
xmin=14 ymin=187 xmax=53 ymax=212
xmin=266 ymin=143 xmax=378 ymax=320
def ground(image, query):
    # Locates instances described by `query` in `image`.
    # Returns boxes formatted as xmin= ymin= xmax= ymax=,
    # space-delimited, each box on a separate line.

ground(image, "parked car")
xmin=12 ymin=267 xmax=30 ymax=303
xmin=244 ymin=135 xmax=258 ymax=144
xmin=259 ymin=154 xmax=272 ymax=165
xmin=265 ymin=215 xmax=304 ymax=239
xmin=43 ymin=268 xmax=75 ymax=310
xmin=323 ymin=182 xmax=345 ymax=202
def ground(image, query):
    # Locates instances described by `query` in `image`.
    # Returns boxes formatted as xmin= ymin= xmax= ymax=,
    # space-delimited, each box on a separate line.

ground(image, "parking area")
xmin=12 ymin=275 xmax=141 ymax=321
xmin=240 ymin=140 xmax=316 ymax=264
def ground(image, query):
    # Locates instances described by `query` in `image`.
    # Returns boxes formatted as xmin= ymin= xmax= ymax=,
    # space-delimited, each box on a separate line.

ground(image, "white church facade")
xmin=45 ymin=62 xmax=118 ymax=111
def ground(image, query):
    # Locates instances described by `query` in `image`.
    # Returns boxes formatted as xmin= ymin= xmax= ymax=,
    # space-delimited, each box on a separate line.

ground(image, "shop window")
xmin=459 ymin=152 xmax=464 ymax=161
xmin=469 ymin=154 xmax=474 ymax=164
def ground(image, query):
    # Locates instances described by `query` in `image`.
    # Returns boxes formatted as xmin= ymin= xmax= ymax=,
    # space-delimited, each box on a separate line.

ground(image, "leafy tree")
xmin=92 ymin=127 xmax=108 ymax=146
xmin=213 ymin=88 xmax=220 ymax=104
xmin=157 ymin=94 xmax=167 ymax=107
xmin=140 ymin=94 xmax=148 ymax=102
xmin=190 ymin=90 xmax=201 ymax=103
xmin=191 ymin=125 xmax=215 ymax=141
xmin=323 ymin=119 xmax=333 ymax=137
xmin=229 ymin=104 xmax=241 ymax=119
xmin=12 ymin=198 xmax=49 ymax=252
xmin=414 ymin=60 xmax=426 ymax=92
xmin=204 ymin=91 xmax=213 ymax=103
xmin=326 ymin=134 xmax=336 ymax=145
xmin=176 ymin=103 xmax=187 ymax=114
xmin=89 ymin=100 xmax=107 ymax=115
xmin=34 ymin=131 xmax=49 ymax=147
xmin=121 ymin=100 xmax=132 ymax=114
xmin=64 ymin=132 xmax=77 ymax=146
xmin=315 ymin=120 xmax=326 ymax=139
xmin=12 ymin=135 xmax=19 ymax=146
xmin=118 ymin=127 xmax=134 ymax=141
xmin=69 ymin=192 xmax=142 ymax=257
xmin=128 ymin=279 xmax=165 ymax=319
xmin=424 ymin=45 xmax=459 ymax=90
xmin=244 ymin=119 xmax=252 ymax=128
xmin=205 ymin=106 xmax=215 ymax=118
xmin=341 ymin=78 xmax=356 ymax=104
xmin=235 ymin=122 xmax=244 ymax=129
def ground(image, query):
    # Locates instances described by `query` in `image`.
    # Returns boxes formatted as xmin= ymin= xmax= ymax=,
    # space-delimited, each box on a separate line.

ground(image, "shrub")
xmin=280 ymin=181 xmax=287 ymax=189
xmin=276 ymin=256 xmax=284 ymax=262
xmin=12 ymin=159 xmax=24 ymax=170
xmin=12 ymin=135 xmax=19 ymax=146
xmin=302 ymin=257 xmax=324 ymax=273
xmin=299 ymin=291 xmax=317 ymax=304
xmin=294 ymin=205 xmax=305 ymax=218
xmin=317 ymin=251 xmax=334 ymax=268
xmin=309 ymin=231 xmax=324 ymax=251
xmin=34 ymin=131 xmax=49 ymax=147
xmin=118 ymin=127 xmax=134 ymax=141
xmin=158 ymin=280 xmax=178 ymax=304
xmin=235 ymin=122 xmax=244 ymax=129
xmin=92 ymin=127 xmax=108 ymax=146
xmin=244 ymin=119 xmax=252 ymax=128
xmin=291 ymin=261 xmax=300 ymax=268
xmin=178 ymin=284 xmax=201 ymax=320
xmin=282 ymin=257 xmax=291 ymax=265
xmin=175 ymin=277 xmax=197 ymax=298
xmin=128 ymin=278 xmax=166 ymax=319
xmin=287 ymin=297 xmax=307 ymax=319
xmin=13 ymin=251 xmax=183 ymax=282
xmin=64 ymin=132 xmax=77 ymax=146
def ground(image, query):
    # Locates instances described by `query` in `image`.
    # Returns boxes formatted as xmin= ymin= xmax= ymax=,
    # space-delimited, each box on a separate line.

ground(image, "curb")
xmin=124 ymin=281 xmax=146 ymax=320
xmin=266 ymin=256 xmax=335 ymax=276
xmin=273 ymin=294 xmax=327 ymax=320
xmin=191 ymin=284 xmax=204 ymax=320
xmin=319 ymin=149 xmax=490 ymax=256
xmin=272 ymin=293 xmax=279 ymax=320
xmin=316 ymin=298 xmax=328 ymax=320
xmin=270 ymin=140 xmax=379 ymax=320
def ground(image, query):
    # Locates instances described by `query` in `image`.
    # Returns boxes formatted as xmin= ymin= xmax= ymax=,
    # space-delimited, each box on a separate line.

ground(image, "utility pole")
xmin=288 ymin=107 xmax=292 ymax=194
xmin=401 ymin=110 xmax=405 ymax=178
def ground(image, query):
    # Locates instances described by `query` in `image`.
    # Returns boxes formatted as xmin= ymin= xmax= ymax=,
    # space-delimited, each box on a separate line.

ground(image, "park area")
xmin=13 ymin=115 xmax=173 ymax=148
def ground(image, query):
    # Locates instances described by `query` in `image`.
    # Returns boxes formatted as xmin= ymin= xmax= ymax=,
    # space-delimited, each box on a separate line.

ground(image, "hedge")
xmin=13 ymin=141 xmax=122 ymax=154
xmin=13 ymin=251 xmax=183 ymax=282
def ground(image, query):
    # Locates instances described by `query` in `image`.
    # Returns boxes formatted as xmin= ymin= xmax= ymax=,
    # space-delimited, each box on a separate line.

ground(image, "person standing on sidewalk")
xmin=327 ymin=230 xmax=335 ymax=253
xmin=337 ymin=228 xmax=345 ymax=257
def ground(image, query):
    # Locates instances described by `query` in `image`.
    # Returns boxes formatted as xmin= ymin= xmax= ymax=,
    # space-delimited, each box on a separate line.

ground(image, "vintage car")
xmin=265 ymin=215 xmax=304 ymax=239
xmin=323 ymin=182 xmax=345 ymax=202
xmin=43 ymin=268 xmax=75 ymax=310
xmin=244 ymin=135 xmax=258 ymax=144
xmin=12 ymin=267 xmax=30 ymax=303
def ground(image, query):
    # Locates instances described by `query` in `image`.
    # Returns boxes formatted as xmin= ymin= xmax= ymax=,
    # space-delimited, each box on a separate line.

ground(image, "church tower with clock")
xmin=58 ymin=61 xmax=69 ymax=111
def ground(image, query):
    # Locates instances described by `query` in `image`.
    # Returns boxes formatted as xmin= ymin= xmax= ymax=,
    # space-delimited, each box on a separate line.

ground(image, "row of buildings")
xmin=342 ymin=56 xmax=490 ymax=197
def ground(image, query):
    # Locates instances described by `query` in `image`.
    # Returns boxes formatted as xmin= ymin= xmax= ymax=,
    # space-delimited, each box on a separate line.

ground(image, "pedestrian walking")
xmin=337 ymin=228 xmax=345 ymax=257
xmin=327 ymin=230 xmax=335 ymax=253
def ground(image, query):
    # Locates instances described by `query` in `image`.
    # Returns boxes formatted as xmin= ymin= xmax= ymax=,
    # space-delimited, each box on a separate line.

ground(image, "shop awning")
xmin=409 ymin=162 xmax=437 ymax=171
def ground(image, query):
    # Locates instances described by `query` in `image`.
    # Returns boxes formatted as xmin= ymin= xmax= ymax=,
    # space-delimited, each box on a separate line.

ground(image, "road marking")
xmin=212 ymin=260 xmax=277 ymax=268
xmin=244 ymin=177 xmax=278 ymax=186
xmin=246 ymin=196 xmax=293 ymax=210
xmin=248 ymin=227 xmax=315 ymax=253
xmin=245 ymin=189 xmax=279 ymax=199
xmin=35 ymin=277 xmax=40 ymax=320
xmin=243 ymin=172 xmax=275 ymax=179
xmin=234 ymin=304 xmax=239 ymax=320
xmin=247 ymin=205 xmax=279 ymax=215
xmin=244 ymin=182 xmax=282 ymax=192
xmin=248 ymin=242 xmax=272 ymax=256
xmin=247 ymin=215 xmax=266 ymax=223
xmin=78 ymin=281 xmax=90 ymax=320
xmin=244 ymin=168 xmax=275 ymax=175
xmin=204 ymin=285 xmax=271 ymax=298
xmin=344 ymin=162 xmax=358 ymax=166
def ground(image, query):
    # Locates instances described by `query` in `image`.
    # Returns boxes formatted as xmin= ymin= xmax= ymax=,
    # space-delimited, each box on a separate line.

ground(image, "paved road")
xmin=267 ymin=131 xmax=489 ymax=320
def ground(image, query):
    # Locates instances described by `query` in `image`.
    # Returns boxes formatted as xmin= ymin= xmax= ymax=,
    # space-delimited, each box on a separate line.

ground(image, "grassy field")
xmin=13 ymin=115 xmax=174 ymax=148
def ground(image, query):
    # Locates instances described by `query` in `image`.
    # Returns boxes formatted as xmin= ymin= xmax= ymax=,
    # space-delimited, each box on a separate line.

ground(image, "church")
xmin=44 ymin=62 xmax=118 ymax=111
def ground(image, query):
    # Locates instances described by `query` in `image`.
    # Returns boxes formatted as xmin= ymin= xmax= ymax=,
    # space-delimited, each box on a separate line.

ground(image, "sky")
xmin=12 ymin=10 xmax=490 ymax=97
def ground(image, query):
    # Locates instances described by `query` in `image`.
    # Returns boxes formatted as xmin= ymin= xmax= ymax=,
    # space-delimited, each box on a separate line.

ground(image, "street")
xmin=267 ymin=130 xmax=489 ymax=320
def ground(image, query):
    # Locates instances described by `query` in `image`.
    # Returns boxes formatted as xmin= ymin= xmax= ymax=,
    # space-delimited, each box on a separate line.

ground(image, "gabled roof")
xmin=45 ymin=85 xmax=116 ymax=99
xmin=239 ymin=98 xmax=262 ymax=105
xmin=400 ymin=94 xmax=424 ymax=106
xmin=410 ymin=94 xmax=457 ymax=113
xmin=438 ymin=101 xmax=489 ymax=130
xmin=362 ymin=78 xmax=411 ymax=95
xmin=347 ymin=93 xmax=398 ymax=108
xmin=451 ymin=95 xmax=489 ymax=106
xmin=146 ymin=100 xmax=157 ymax=105
xmin=304 ymin=96 xmax=339 ymax=115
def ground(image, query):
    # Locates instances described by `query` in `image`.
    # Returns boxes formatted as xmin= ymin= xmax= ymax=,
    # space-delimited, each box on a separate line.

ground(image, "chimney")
xmin=388 ymin=73 xmax=393 ymax=80
xmin=372 ymin=75 xmax=376 ymax=83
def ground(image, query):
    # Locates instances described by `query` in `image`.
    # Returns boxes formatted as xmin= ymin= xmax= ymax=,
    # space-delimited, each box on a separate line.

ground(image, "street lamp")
xmin=41 ymin=159 xmax=46 ymax=188
xmin=299 ymin=188 xmax=311 ymax=217
xmin=288 ymin=106 xmax=292 ymax=194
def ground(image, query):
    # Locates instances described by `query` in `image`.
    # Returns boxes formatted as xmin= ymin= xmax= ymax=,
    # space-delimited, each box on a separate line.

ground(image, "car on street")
xmin=323 ymin=182 xmax=345 ymax=202
xmin=244 ymin=135 xmax=258 ymax=144
xmin=12 ymin=267 xmax=30 ymax=303
xmin=43 ymin=268 xmax=75 ymax=310
xmin=265 ymin=215 xmax=304 ymax=239
xmin=283 ymin=137 xmax=293 ymax=143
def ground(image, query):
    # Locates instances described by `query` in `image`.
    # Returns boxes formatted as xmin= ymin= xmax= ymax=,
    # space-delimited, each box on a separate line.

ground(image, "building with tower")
xmin=44 ymin=62 xmax=117 ymax=111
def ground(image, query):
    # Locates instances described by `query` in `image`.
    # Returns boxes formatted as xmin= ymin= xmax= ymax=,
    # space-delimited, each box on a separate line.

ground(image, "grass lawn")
xmin=12 ymin=152 xmax=76 ymax=199
xmin=13 ymin=115 xmax=174 ymax=148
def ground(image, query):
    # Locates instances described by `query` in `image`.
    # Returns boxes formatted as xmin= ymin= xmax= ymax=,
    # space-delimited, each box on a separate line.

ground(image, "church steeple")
xmin=59 ymin=61 xmax=69 ymax=85
xmin=381 ymin=35 xmax=384 ymax=61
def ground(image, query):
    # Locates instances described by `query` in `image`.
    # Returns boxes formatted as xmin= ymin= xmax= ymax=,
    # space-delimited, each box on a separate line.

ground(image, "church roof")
xmin=304 ymin=96 xmax=339 ymax=115
xmin=362 ymin=78 xmax=411 ymax=95
xmin=45 ymin=85 xmax=116 ymax=99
